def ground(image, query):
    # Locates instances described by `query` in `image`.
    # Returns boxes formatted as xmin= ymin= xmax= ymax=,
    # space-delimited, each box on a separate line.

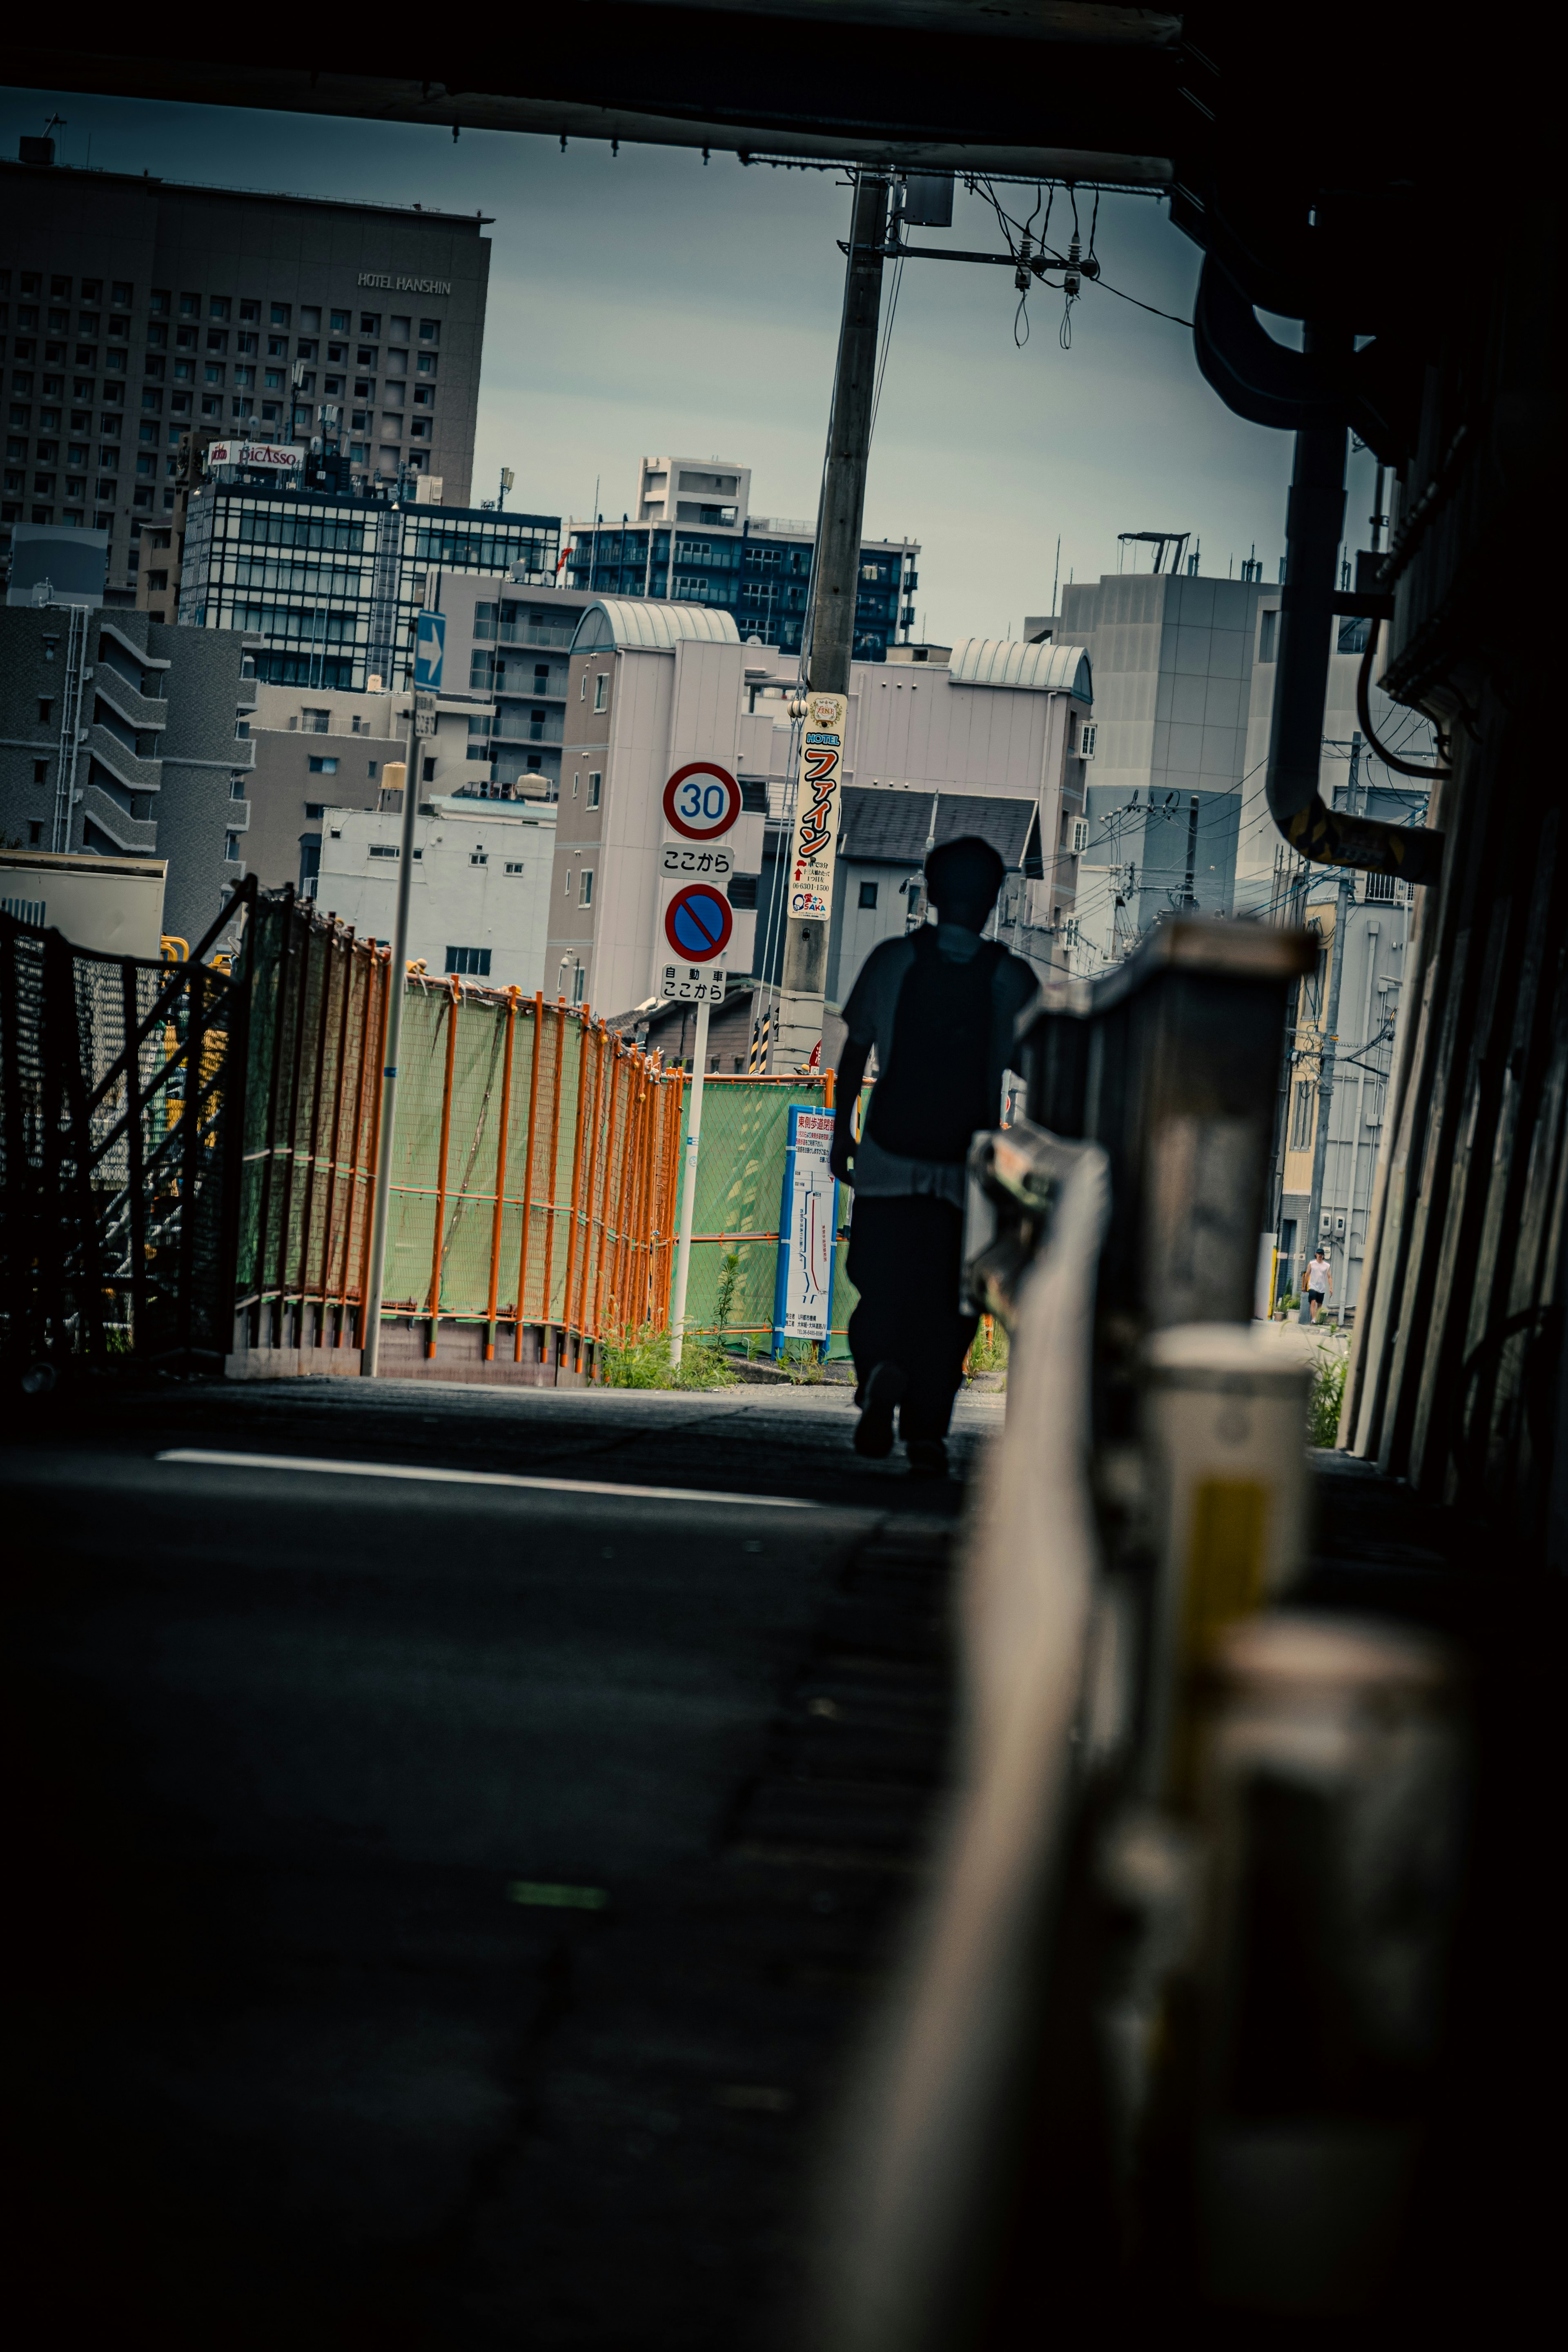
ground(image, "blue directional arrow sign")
xmin=414 ymin=610 xmax=446 ymax=691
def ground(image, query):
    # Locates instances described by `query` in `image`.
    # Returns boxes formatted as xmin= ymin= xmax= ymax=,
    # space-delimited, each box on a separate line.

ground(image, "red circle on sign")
xmin=664 ymin=762 xmax=742 ymax=841
xmin=664 ymin=882 xmax=734 ymax=963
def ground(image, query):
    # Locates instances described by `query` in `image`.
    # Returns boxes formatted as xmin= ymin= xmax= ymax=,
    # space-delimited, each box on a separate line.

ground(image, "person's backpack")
xmin=867 ymin=927 xmax=1007 ymax=1163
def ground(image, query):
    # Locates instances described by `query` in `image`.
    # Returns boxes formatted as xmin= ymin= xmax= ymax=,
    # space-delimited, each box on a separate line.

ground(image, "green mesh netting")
xmin=666 ymin=1076 xmax=866 ymax=1357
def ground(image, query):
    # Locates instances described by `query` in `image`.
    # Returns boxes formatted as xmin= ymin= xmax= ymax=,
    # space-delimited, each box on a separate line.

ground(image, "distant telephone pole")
xmin=1301 ymin=869 xmax=1354 ymax=1321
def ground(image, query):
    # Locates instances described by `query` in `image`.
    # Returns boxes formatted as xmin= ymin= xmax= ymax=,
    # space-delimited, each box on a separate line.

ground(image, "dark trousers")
xmin=846 ymin=1194 xmax=978 ymax=1442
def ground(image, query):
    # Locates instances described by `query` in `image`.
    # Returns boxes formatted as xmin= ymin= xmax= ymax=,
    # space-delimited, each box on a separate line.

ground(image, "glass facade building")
xmin=565 ymin=519 xmax=918 ymax=662
xmin=179 ymin=483 xmax=559 ymax=692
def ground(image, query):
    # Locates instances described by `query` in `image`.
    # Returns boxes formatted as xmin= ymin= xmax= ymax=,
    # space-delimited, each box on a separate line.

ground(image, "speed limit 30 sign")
xmin=664 ymin=762 xmax=741 ymax=841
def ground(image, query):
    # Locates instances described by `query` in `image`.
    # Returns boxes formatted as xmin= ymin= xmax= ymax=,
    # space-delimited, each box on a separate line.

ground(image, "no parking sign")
xmin=664 ymin=882 xmax=733 ymax=963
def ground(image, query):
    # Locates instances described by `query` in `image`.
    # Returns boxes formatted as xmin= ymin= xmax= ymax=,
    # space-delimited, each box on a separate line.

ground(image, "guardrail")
xmin=818 ymin=916 xmax=1470 ymax=2343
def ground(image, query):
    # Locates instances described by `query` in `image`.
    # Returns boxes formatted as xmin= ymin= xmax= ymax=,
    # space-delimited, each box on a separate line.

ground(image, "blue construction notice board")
xmin=773 ymin=1104 xmax=839 ymax=1351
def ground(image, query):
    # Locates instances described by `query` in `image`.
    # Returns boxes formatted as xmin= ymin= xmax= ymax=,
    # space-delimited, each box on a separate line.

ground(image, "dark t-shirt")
xmin=842 ymin=924 xmax=1037 ymax=1192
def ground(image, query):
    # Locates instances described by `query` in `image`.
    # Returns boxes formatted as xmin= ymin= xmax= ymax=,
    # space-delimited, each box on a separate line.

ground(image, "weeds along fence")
xmin=231 ymin=892 xmax=686 ymax=1383
xmin=0 ymin=894 xmax=248 ymax=1380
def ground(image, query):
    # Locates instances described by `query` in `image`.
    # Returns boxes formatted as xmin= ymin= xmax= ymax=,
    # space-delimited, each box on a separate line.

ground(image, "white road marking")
xmin=154 ymin=1449 xmax=817 ymax=1509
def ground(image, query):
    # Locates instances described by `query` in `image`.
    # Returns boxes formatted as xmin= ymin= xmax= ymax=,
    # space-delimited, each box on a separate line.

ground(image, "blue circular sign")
xmin=664 ymin=883 xmax=734 ymax=963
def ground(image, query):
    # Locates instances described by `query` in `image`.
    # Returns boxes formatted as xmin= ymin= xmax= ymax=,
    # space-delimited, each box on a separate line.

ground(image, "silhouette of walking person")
xmin=830 ymin=837 xmax=1036 ymax=1475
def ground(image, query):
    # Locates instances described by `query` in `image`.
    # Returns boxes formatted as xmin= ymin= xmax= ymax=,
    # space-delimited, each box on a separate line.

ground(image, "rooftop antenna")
xmin=1051 ymin=532 xmax=1061 ymax=613
xmin=1118 ymin=530 xmax=1190 ymax=577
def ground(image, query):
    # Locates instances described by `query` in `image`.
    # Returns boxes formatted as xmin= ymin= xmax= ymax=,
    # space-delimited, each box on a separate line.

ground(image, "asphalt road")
xmin=4 ymin=1377 xmax=1002 ymax=2347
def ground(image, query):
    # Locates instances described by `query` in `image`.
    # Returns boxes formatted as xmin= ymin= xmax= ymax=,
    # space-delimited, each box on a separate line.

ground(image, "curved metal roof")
xmin=948 ymin=637 xmax=1093 ymax=700
xmin=569 ymin=599 xmax=741 ymax=653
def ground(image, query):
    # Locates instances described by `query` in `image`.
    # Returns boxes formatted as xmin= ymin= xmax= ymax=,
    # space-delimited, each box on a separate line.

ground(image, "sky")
xmin=5 ymin=88 xmax=1386 ymax=644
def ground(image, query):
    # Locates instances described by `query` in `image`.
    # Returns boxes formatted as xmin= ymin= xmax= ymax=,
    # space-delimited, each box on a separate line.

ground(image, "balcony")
xmin=92 ymin=666 xmax=168 ymax=733
xmin=80 ymin=780 xmax=158 ymax=853
xmin=83 ymin=723 xmax=162 ymax=795
xmin=494 ymin=711 xmax=564 ymax=746
xmin=473 ymin=619 xmax=577 ymax=648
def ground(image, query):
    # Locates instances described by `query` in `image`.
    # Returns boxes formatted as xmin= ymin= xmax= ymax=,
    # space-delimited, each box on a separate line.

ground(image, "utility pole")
xmin=1301 ymin=869 xmax=1354 ymax=1323
xmin=774 ymin=170 xmax=889 ymax=1067
xmin=667 ymin=1002 xmax=711 ymax=1369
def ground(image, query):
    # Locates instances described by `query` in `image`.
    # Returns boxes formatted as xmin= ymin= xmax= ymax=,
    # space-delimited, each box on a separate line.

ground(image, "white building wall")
xmin=315 ymin=798 xmax=555 ymax=990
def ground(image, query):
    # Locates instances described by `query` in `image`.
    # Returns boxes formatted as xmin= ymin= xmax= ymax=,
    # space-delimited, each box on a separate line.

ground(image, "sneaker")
xmin=853 ymin=1362 xmax=906 ymax=1459
xmin=905 ymin=1437 xmax=949 ymax=1478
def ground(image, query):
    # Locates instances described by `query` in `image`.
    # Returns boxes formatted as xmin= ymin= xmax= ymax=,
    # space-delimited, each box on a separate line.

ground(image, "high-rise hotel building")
xmin=1 ymin=145 xmax=489 ymax=601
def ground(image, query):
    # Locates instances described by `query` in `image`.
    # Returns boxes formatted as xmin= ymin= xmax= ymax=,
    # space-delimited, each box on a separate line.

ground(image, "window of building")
xmin=304 ymin=803 xmax=325 ymax=820
xmin=270 ymin=302 xmax=291 ymax=327
xmin=729 ymin=874 xmax=759 ymax=910
xmin=1365 ymin=869 xmax=1398 ymax=904
xmin=445 ymin=945 xmax=491 ymax=977
xmin=1258 ymin=608 xmax=1279 ymax=663
xmin=225 ymin=833 xmax=241 ymax=862
xmin=1337 ymin=614 xmax=1370 ymax=654
xmin=307 ymin=756 xmax=339 ymax=774
xmin=28 ymin=821 xmax=43 ymax=845
xmin=587 ymin=771 xmax=601 ymax=808
xmin=859 ymin=879 xmax=879 ymax=910
xmin=302 ymin=708 xmax=330 ymax=733
xmin=369 ymin=842 xmax=399 ymax=859
xmin=367 ymin=762 xmax=378 ymax=780
xmin=593 ymin=674 xmax=608 ymax=711
xmin=38 ymin=697 xmax=53 ymax=723
xmin=209 ymin=297 xmax=231 ymax=321
xmin=359 ymin=312 xmax=380 ymax=337
xmin=33 ymin=759 xmax=48 ymax=784
xmin=422 ymin=757 xmax=436 ymax=783
xmin=503 ymin=860 xmax=526 ymax=876
xmin=1290 ymin=1079 xmax=1316 ymax=1151
xmin=180 ymin=293 xmax=200 ymax=317
xmin=419 ymin=319 xmax=440 ymax=343
xmin=111 ymin=283 xmax=132 ymax=307
xmin=579 ymin=869 xmax=594 ymax=907
xmin=1077 ymin=721 xmax=1097 ymax=758
xmin=470 ymin=848 xmax=488 ymax=867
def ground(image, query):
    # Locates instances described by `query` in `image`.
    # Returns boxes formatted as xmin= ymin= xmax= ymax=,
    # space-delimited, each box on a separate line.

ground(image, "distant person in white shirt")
xmin=1303 ymin=1246 xmax=1333 ymax=1324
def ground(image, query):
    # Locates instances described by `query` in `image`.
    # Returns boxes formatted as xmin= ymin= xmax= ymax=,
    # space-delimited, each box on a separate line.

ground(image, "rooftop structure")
xmin=566 ymin=456 xmax=918 ymax=664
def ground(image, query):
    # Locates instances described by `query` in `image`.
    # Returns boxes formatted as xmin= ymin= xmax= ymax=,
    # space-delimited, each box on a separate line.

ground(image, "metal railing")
xmin=229 ymin=893 xmax=687 ymax=1381
xmin=1 ymin=881 xmax=254 ymax=1381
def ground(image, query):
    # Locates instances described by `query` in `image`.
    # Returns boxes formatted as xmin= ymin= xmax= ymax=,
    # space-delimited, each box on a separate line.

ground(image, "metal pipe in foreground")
xmin=1266 ymin=326 xmax=1445 ymax=887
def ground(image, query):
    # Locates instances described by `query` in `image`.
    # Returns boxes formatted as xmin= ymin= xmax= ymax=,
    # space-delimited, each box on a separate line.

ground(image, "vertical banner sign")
xmin=789 ymin=693 xmax=847 ymax=922
xmin=773 ymin=1105 xmax=839 ymax=1347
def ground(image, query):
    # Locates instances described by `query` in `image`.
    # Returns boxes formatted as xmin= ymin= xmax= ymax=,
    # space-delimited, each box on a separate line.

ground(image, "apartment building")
xmin=566 ymin=456 xmax=919 ymax=664
xmin=245 ymin=681 xmax=404 ymax=893
xmin=423 ymin=577 xmax=600 ymax=802
xmin=1 ymin=147 xmax=490 ymax=604
xmin=0 ymin=595 xmax=257 ymax=945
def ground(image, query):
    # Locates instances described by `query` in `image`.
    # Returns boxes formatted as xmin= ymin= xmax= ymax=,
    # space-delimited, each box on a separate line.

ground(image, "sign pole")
xmin=667 ymin=995 xmax=711 ymax=1370
xmin=361 ymin=597 xmax=444 ymax=1376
